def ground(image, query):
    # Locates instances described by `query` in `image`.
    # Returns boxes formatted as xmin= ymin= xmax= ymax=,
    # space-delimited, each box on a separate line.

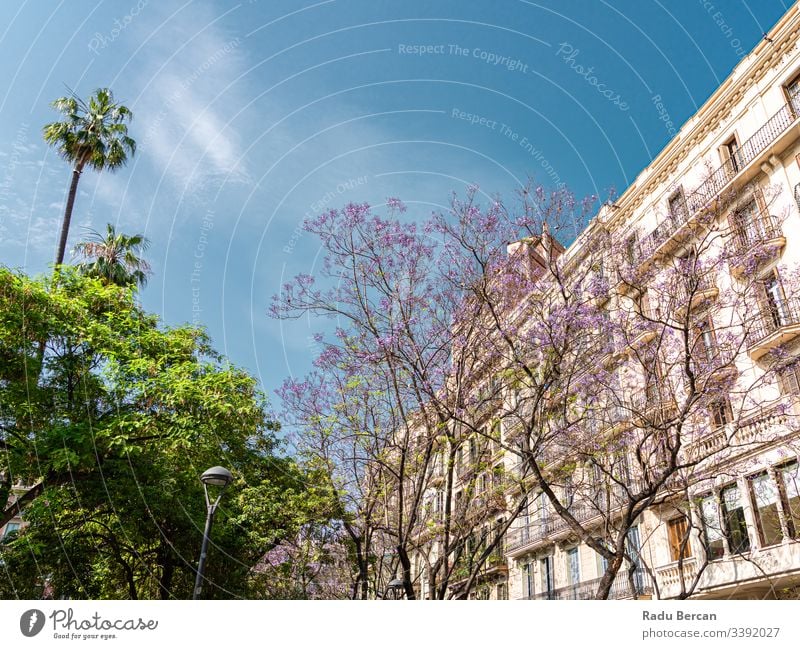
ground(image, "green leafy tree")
xmin=43 ymin=88 xmax=135 ymax=266
xmin=0 ymin=267 xmax=334 ymax=598
xmin=74 ymin=223 xmax=151 ymax=289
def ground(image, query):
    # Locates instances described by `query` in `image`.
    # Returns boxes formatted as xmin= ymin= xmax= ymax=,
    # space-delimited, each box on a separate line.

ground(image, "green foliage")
xmin=43 ymin=88 xmax=135 ymax=172
xmin=0 ymin=267 xmax=333 ymax=598
xmin=74 ymin=224 xmax=152 ymax=289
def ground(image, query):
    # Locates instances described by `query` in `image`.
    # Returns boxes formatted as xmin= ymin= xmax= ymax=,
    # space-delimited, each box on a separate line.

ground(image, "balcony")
xmin=687 ymin=400 xmax=793 ymax=461
xmin=673 ymin=274 xmax=719 ymax=315
xmin=473 ymin=490 xmax=507 ymax=515
xmin=584 ymin=335 xmax=619 ymax=368
xmin=688 ymin=95 xmax=800 ymax=214
xmin=506 ymin=502 xmax=600 ymax=554
xmin=528 ymin=569 xmax=653 ymax=600
xmin=634 ymin=94 xmax=800 ymax=269
xmin=746 ymin=296 xmax=800 ymax=360
xmin=655 ymin=558 xmax=698 ymax=599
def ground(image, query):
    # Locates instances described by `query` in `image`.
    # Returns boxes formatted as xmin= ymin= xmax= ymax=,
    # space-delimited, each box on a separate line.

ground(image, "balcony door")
xmin=786 ymin=74 xmax=800 ymax=116
xmin=763 ymin=274 xmax=790 ymax=329
xmin=720 ymin=134 xmax=741 ymax=175
xmin=540 ymin=556 xmax=554 ymax=599
xmin=520 ymin=502 xmax=530 ymax=544
xmin=567 ymin=547 xmax=580 ymax=589
xmin=626 ymin=526 xmax=645 ymax=593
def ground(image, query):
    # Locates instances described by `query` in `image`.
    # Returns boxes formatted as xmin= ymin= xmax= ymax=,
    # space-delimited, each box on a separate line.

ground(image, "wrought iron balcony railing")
xmin=730 ymin=211 xmax=783 ymax=255
xmin=506 ymin=501 xmax=599 ymax=551
xmin=673 ymin=273 xmax=718 ymax=310
xmin=687 ymin=95 xmax=800 ymax=214
xmin=527 ymin=569 xmax=653 ymax=600
xmin=746 ymin=296 xmax=800 ymax=350
xmin=631 ymin=94 xmax=798 ymax=268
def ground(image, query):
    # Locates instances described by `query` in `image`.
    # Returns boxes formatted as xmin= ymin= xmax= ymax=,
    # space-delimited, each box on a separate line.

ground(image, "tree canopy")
xmin=0 ymin=267 xmax=334 ymax=598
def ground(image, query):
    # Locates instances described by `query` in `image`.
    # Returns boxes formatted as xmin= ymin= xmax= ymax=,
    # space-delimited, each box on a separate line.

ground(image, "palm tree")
xmin=43 ymin=88 xmax=136 ymax=266
xmin=74 ymin=224 xmax=151 ymax=289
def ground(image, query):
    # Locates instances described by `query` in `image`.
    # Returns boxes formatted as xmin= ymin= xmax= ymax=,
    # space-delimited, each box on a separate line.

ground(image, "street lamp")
xmin=193 ymin=466 xmax=233 ymax=600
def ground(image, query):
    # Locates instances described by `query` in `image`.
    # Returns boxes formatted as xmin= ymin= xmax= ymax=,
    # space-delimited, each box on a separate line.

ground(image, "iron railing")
xmin=687 ymin=96 xmax=800 ymax=213
xmin=747 ymin=296 xmax=800 ymax=347
xmin=506 ymin=501 xmax=598 ymax=551
xmin=730 ymin=210 xmax=783 ymax=254
xmin=632 ymin=94 xmax=799 ymax=267
xmin=528 ymin=569 xmax=653 ymax=600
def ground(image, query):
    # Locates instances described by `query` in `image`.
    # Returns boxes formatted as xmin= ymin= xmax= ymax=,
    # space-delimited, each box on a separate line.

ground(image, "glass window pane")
xmin=540 ymin=556 xmax=553 ymax=597
xmin=700 ymin=495 xmax=724 ymax=559
xmin=721 ymin=485 xmax=751 ymax=554
xmin=781 ymin=462 xmax=800 ymax=537
xmin=750 ymin=474 xmax=783 ymax=547
xmin=567 ymin=547 xmax=580 ymax=585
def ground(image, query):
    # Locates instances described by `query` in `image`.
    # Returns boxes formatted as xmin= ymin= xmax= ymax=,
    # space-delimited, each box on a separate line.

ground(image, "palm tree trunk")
xmin=54 ymin=162 xmax=84 ymax=266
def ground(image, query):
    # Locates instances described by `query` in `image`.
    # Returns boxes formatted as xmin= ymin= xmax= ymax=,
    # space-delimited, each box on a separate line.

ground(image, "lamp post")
xmin=193 ymin=466 xmax=233 ymax=600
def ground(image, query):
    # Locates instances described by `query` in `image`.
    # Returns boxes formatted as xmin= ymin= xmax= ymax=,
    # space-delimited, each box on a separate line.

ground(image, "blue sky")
xmin=0 ymin=0 xmax=791 ymax=402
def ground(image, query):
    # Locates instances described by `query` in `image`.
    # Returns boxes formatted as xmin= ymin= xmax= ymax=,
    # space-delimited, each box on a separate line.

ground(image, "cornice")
xmin=604 ymin=3 xmax=800 ymax=233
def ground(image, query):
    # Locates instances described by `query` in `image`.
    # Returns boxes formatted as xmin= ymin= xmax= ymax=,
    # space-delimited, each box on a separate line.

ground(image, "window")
xmin=522 ymin=561 xmax=534 ymax=598
xmin=469 ymin=437 xmax=478 ymax=464
xmin=748 ymin=473 xmax=783 ymax=547
xmin=491 ymin=464 xmax=503 ymax=492
xmin=667 ymin=516 xmax=693 ymax=562
xmin=497 ymin=582 xmax=508 ymax=600
xmin=785 ymin=71 xmax=800 ymax=114
xmin=626 ymin=526 xmax=645 ymax=592
xmin=432 ymin=490 xmax=444 ymax=520
xmin=493 ymin=518 xmax=505 ymax=557
xmin=731 ymin=196 xmax=771 ymax=247
xmin=519 ymin=501 xmax=531 ymax=544
xmin=595 ymin=256 xmax=606 ymax=281
xmin=1 ymin=522 xmax=20 ymax=540
xmin=477 ymin=586 xmax=490 ymax=600
xmin=721 ymin=484 xmax=751 ymax=554
xmin=778 ymin=361 xmax=800 ymax=396
xmin=720 ymin=134 xmax=740 ymax=173
xmin=563 ymin=475 xmax=575 ymax=510
xmin=490 ymin=420 xmax=501 ymax=454
xmin=590 ymin=461 xmax=605 ymax=504
xmin=625 ymin=233 xmax=639 ymax=266
xmin=779 ymin=461 xmax=800 ymax=538
xmin=595 ymin=548 xmax=609 ymax=576
xmin=763 ymin=273 xmax=790 ymax=329
xmin=710 ymin=399 xmax=733 ymax=430
xmin=617 ymin=450 xmax=631 ymax=485
xmin=538 ymin=492 xmax=550 ymax=531
xmin=540 ymin=555 xmax=554 ymax=597
xmin=668 ymin=188 xmax=689 ymax=225
xmin=566 ymin=547 xmax=580 ymax=586
xmin=699 ymin=495 xmax=725 ymax=560
xmin=693 ymin=314 xmax=717 ymax=363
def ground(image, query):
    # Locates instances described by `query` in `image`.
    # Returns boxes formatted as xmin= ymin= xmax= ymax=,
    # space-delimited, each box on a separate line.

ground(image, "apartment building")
xmin=410 ymin=4 xmax=800 ymax=601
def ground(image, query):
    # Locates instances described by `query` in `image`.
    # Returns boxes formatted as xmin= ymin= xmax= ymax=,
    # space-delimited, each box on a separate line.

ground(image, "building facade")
xmin=410 ymin=3 xmax=800 ymax=601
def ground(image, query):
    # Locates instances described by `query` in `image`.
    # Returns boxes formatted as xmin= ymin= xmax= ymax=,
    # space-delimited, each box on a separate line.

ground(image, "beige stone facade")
xmin=412 ymin=3 xmax=800 ymax=601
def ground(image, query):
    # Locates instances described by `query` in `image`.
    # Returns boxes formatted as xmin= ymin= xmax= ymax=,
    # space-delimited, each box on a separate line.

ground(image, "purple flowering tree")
xmin=274 ymin=179 xmax=800 ymax=600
